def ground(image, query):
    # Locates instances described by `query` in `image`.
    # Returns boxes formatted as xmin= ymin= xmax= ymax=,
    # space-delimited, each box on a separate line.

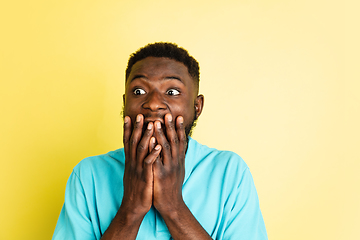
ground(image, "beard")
xmin=184 ymin=109 xmax=197 ymax=138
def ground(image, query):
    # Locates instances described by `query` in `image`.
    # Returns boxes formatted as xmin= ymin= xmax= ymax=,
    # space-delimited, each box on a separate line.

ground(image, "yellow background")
xmin=1 ymin=0 xmax=359 ymax=239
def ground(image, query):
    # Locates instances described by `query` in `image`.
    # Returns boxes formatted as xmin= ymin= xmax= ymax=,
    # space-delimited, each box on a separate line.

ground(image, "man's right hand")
xmin=101 ymin=114 xmax=161 ymax=240
xmin=121 ymin=114 xmax=161 ymax=218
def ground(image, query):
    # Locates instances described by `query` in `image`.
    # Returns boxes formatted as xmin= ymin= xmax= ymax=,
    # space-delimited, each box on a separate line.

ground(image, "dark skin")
xmin=101 ymin=57 xmax=211 ymax=240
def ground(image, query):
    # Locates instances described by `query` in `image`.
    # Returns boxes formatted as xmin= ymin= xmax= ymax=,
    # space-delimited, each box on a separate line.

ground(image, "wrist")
xmin=116 ymin=204 xmax=147 ymax=226
xmin=157 ymin=198 xmax=187 ymax=220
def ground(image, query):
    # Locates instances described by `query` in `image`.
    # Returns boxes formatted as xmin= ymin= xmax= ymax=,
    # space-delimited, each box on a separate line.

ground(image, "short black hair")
xmin=125 ymin=42 xmax=200 ymax=88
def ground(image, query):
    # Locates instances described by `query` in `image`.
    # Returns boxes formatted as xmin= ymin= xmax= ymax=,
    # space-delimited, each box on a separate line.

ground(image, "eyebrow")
xmin=129 ymin=74 xmax=184 ymax=84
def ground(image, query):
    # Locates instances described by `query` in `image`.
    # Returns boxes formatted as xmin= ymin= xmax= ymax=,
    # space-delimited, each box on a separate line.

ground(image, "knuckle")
xmin=178 ymin=134 xmax=186 ymax=142
xmin=163 ymin=142 xmax=171 ymax=151
xmin=134 ymin=122 xmax=142 ymax=129
xmin=144 ymin=157 xmax=153 ymax=165
xmin=168 ymin=122 xmax=175 ymax=129
xmin=170 ymin=136 xmax=179 ymax=145
xmin=137 ymin=143 xmax=146 ymax=152
xmin=156 ymin=127 xmax=164 ymax=136
xmin=130 ymin=138 xmax=137 ymax=147
xmin=145 ymin=128 xmax=153 ymax=136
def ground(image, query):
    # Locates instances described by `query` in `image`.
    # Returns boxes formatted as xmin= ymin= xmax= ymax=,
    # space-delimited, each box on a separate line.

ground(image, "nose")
xmin=142 ymin=91 xmax=167 ymax=111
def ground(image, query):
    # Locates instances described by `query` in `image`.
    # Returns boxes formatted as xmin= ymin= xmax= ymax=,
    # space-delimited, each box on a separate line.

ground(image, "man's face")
xmin=123 ymin=57 xmax=203 ymax=137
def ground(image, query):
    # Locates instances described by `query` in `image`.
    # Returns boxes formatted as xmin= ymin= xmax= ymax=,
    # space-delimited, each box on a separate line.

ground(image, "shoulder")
xmin=72 ymin=148 xmax=125 ymax=179
xmin=186 ymin=138 xmax=250 ymax=187
xmin=189 ymin=138 xmax=248 ymax=172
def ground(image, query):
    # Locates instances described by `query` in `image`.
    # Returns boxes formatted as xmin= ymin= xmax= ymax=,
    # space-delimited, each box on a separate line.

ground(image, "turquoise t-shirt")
xmin=52 ymin=138 xmax=267 ymax=239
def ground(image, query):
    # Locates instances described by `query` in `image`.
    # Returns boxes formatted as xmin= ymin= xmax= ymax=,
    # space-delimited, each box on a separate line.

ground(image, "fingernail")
xmin=124 ymin=116 xmax=129 ymax=124
xmin=178 ymin=116 xmax=183 ymax=124
xmin=136 ymin=114 xmax=141 ymax=122
xmin=147 ymin=122 xmax=153 ymax=129
xmin=167 ymin=114 xmax=172 ymax=122
xmin=155 ymin=121 xmax=161 ymax=129
xmin=151 ymin=137 xmax=156 ymax=144
xmin=155 ymin=145 xmax=161 ymax=150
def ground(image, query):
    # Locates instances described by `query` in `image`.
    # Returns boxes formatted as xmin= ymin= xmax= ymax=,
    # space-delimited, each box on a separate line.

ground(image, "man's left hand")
xmin=152 ymin=113 xmax=187 ymax=215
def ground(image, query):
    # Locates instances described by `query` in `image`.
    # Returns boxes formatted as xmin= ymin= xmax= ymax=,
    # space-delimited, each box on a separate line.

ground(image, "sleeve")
xmin=52 ymin=170 xmax=96 ymax=240
xmin=222 ymin=168 xmax=268 ymax=240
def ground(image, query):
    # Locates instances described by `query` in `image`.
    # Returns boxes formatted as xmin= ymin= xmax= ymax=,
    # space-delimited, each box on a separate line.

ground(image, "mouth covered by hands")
xmin=121 ymin=113 xmax=187 ymax=219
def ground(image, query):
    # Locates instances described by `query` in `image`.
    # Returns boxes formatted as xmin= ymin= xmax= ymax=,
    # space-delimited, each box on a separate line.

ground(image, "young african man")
xmin=52 ymin=42 xmax=268 ymax=240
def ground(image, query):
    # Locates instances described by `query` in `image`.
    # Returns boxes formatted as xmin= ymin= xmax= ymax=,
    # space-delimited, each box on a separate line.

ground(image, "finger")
xmin=164 ymin=113 xmax=179 ymax=159
xmin=149 ymin=136 xmax=156 ymax=153
xmin=176 ymin=116 xmax=187 ymax=164
xmin=154 ymin=120 xmax=171 ymax=166
xmin=136 ymin=122 xmax=154 ymax=168
xmin=152 ymin=155 xmax=164 ymax=180
xmin=130 ymin=114 xmax=144 ymax=164
xmin=144 ymin=144 xmax=162 ymax=165
xmin=143 ymin=145 xmax=161 ymax=181
xmin=123 ymin=116 xmax=132 ymax=163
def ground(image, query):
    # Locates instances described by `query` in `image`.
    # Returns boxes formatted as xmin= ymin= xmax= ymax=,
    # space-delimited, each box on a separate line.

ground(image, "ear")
xmin=194 ymin=94 xmax=204 ymax=120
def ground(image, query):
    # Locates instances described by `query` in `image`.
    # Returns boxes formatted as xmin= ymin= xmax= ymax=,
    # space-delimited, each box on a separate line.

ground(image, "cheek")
xmin=124 ymin=95 xmax=140 ymax=112
xmin=123 ymin=101 xmax=138 ymax=117
xmin=170 ymin=101 xmax=195 ymax=121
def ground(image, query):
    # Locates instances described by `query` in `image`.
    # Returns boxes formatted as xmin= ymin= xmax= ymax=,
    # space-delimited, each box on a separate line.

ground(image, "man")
xmin=52 ymin=42 xmax=267 ymax=240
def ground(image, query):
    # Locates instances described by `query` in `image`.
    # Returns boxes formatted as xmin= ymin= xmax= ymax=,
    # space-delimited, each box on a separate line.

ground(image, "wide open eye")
xmin=133 ymin=88 xmax=146 ymax=95
xmin=166 ymin=89 xmax=180 ymax=96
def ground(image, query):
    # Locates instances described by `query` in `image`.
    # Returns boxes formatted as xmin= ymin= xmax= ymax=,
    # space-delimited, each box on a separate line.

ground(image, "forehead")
xmin=127 ymin=57 xmax=192 ymax=83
